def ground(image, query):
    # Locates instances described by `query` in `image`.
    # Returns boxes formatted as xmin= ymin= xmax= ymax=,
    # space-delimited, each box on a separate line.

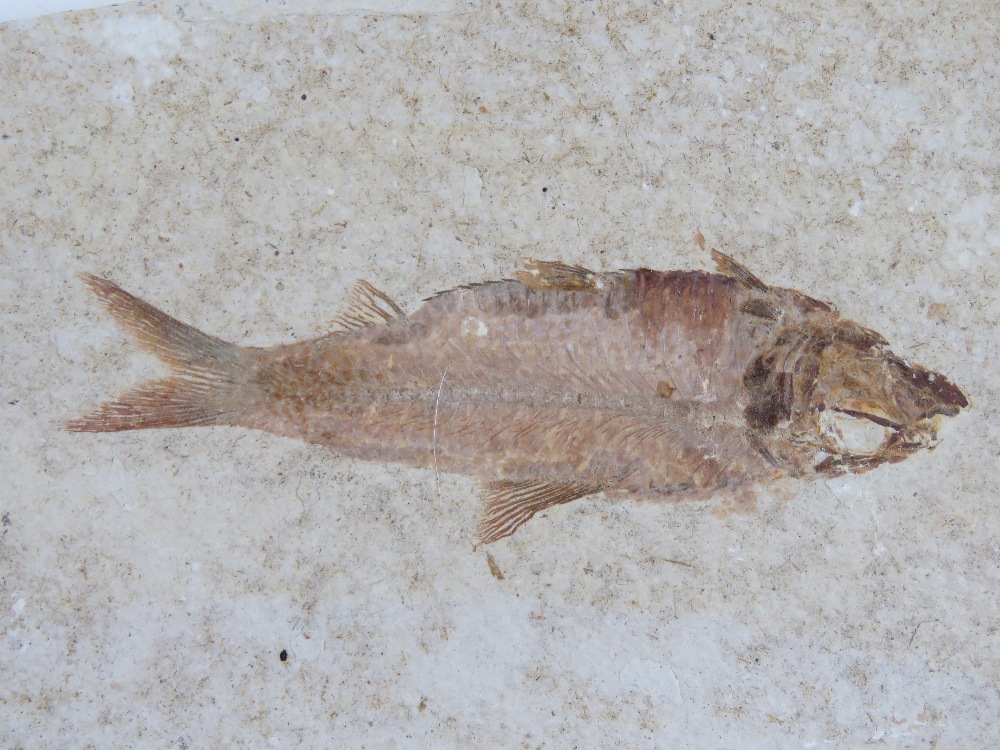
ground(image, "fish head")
xmin=745 ymin=321 xmax=968 ymax=478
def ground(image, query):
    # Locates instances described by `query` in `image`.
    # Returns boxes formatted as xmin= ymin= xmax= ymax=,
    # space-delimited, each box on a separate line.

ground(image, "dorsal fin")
xmin=514 ymin=259 xmax=599 ymax=292
xmin=477 ymin=479 xmax=601 ymax=544
xmin=711 ymin=249 xmax=769 ymax=292
xmin=331 ymin=279 xmax=405 ymax=332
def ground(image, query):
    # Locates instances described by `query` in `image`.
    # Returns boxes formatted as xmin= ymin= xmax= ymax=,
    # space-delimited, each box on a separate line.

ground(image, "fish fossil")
xmin=67 ymin=251 xmax=968 ymax=543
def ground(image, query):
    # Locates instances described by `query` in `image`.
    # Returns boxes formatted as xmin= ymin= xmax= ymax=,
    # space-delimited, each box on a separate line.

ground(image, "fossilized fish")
xmin=67 ymin=251 xmax=968 ymax=543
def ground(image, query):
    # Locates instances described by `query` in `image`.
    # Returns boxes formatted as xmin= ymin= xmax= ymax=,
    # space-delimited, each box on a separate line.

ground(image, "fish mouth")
xmin=810 ymin=407 xmax=945 ymax=476
xmin=884 ymin=420 xmax=941 ymax=452
xmin=920 ymin=401 xmax=966 ymax=419
xmin=896 ymin=360 xmax=969 ymax=417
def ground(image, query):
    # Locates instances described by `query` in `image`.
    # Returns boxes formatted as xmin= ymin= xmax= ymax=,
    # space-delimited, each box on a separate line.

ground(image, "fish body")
xmin=67 ymin=252 xmax=968 ymax=542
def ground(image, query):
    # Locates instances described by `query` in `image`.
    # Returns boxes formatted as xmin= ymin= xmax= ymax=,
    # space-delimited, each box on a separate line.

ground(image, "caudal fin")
xmin=66 ymin=274 xmax=255 ymax=433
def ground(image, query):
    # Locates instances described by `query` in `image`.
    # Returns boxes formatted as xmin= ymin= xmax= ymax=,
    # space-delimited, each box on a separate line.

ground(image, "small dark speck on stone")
xmin=708 ymin=33 xmax=715 ymax=40
xmin=234 ymin=137 xmax=240 ymax=142
xmin=771 ymin=142 xmax=780 ymax=150
xmin=301 ymin=94 xmax=307 ymax=100
xmin=542 ymin=187 xmax=548 ymax=192
xmin=2 ymin=513 xmax=10 ymax=526
xmin=274 ymin=250 xmax=280 ymax=256
xmin=279 ymin=649 xmax=288 ymax=662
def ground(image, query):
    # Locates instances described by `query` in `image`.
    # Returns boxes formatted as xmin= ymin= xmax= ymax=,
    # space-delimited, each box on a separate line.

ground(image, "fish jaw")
xmin=886 ymin=354 xmax=968 ymax=420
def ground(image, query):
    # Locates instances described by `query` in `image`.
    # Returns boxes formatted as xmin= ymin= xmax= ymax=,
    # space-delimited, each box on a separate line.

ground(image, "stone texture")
xmin=2 ymin=1 xmax=997 ymax=747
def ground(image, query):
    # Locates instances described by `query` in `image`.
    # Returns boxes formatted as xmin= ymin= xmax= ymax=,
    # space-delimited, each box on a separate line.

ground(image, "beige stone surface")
xmin=2 ymin=1 xmax=997 ymax=747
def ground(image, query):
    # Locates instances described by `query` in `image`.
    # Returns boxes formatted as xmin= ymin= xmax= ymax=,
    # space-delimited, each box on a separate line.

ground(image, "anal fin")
xmin=477 ymin=479 xmax=601 ymax=544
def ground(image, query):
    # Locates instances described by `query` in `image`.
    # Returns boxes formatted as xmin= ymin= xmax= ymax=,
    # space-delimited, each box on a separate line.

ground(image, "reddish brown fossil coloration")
xmin=67 ymin=252 xmax=967 ymax=543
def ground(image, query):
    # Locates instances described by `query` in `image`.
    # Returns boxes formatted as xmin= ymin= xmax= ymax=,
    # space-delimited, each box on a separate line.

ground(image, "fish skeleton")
xmin=67 ymin=251 xmax=968 ymax=543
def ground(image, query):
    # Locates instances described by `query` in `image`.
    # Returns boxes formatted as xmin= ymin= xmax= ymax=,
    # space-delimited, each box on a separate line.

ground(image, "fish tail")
xmin=66 ymin=274 xmax=258 ymax=433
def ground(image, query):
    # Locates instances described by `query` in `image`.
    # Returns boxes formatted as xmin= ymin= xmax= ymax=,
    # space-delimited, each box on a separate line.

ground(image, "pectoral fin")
xmin=477 ymin=479 xmax=601 ymax=544
xmin=740 ymin=297 xmax=781 ymax=321
xmin=831 ymin=320 xmax=888 ymax=348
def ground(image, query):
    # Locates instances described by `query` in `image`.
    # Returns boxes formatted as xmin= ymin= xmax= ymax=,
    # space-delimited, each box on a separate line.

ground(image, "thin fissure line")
xmin=432 ymin=365 xmax=450 ymax=486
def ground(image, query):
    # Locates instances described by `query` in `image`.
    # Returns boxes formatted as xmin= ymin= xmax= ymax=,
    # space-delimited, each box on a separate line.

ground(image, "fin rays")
xmin=514 ymin=259 xmax=599 ymax=292
xmin=332 ymin=279 xmax=405 ymax=332
xmin=66 ymin=274 xmax=253 ymax=433
xmin=711 ymin=249 xmax=768 ymax=292
xmin=477 ymin=480 xmax=601 ymax=544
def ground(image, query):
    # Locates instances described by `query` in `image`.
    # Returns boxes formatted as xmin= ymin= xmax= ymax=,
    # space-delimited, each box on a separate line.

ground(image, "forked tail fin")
xmin=66 ymin=274 xmax=256 ymax=433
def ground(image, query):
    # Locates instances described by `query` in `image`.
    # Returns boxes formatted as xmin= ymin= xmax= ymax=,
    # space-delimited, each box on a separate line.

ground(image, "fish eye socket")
xmin=819 ymin=408 xmax=893 ymax=456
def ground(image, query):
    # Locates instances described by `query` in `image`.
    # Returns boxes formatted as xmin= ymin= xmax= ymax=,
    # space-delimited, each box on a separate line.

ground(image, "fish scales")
xmin=67 ymin=253 xmax=968 ymax=543
xmin=244 ymin=271 xmax=769 ymax=488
